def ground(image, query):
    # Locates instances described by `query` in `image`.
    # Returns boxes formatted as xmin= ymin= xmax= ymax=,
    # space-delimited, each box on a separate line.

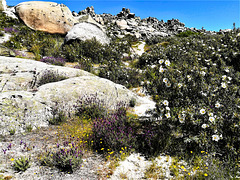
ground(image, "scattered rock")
xmin=15 ymin=1 xmax=77 ymax=34
xmin=110 ymin=153 xmax=151 ymax=179
xmin=0 ymin=45 xmax=15 ymax=57
xmin=0 ymin=33 xmax=12 ymax=44
xmin=0 ymin=0 xmax=7 ymax=11
xmin=79 ymin=6 xmax=95 ymax=17
xmin=3 ymin=6 xmax=18 ymax=19
xmin=116 ymin=19 xmax=129 ymax=30
xmin=219 ymin=29 xmax=232 ymax=34
xmin=75 ymin=14 xmax=104 ymax=31
xmin=117 ymin=7 xmax=135 ymax=19
xmin=65 ymin=22 xmax=110 ymax=44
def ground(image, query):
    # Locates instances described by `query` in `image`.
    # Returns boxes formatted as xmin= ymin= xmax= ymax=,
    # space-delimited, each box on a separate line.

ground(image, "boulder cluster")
xmin=10 ymin=1 xmax=110 ymax=44
xmin=1 ymin=1 xmax=221 ymax=44
xmin=78 ymin=7 xmax=218 ymax=40
xmin=79 ymin=7 xmax=190 ymax=40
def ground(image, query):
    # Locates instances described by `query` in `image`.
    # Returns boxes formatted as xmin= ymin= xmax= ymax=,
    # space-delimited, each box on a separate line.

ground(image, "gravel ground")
xmin=0 ymin=126 xmax=107 ymax=180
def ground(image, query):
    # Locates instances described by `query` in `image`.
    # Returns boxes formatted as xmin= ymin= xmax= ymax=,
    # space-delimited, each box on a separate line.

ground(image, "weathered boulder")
xmin=0 ymin=56 xmax=155 ymax=135
xmin=0 ymin=0 xmax=7 ymax=11
xmin=15 ymin=1 xmax=77 ymax=34
xmin=65 ymin=22 xmax=110 ymax=44
xmin=75 ymin=14 xmax=104 ymax=31
xmin=0 ymin=56 xmax=92 ymax=92
xmin=116 ymin=19 xmax=129 ymax=30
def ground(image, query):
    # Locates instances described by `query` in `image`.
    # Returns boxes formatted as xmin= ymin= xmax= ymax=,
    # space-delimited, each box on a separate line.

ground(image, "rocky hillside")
xmin=0 ymin=1 xmax=239 ymax=179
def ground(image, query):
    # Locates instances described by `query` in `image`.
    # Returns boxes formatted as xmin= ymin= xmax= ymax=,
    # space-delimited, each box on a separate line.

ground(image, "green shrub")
xmin=176 ymin=30 xmax=199 ymax=37
xmin=0 ymin=12 xmax=20 ymax=29
xmin=12 ymin=156 xmax=31 ymax=172
xmin=62 ymin=38 xmax=105 ymax=63
xmin=129 ymin=98 xmax=136 ymax=107
xmin=4 ymin=24 xmax=64 ymax=59
xmin=40 ymin=57 xmax=66 ymax=66
xmin=138 ymin=32 xmax=240 ymax=165
xmin=74 ymin=94 xmax=107 ymax=120
xmin=26 ymin=124 xmax=33 ymax=132
xmin=49 ymin=110 xmax=66 ymax=125
xmin=9 ymin=128 xmax=15 ymax=135
xmin=37 ymin=69 xmax=68 ymax=87
xmin=90 ymin=106 xmax=137 ymax=153
xmin=40 ymin=140 xmax=83 ymax=173
xmin=98 ymin=65 xmax=143 ymax=88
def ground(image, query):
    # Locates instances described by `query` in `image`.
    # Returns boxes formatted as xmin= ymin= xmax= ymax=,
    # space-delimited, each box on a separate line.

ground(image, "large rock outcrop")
xmin=0 ymin=56 xmax=154 ymax=135
xmin=65 ymin=22 xmax=110 ymax=44
xmin=15 ymin=1 xmax=77 ymax=34
xmin=0 ymin=0 xmax=7 ymax=11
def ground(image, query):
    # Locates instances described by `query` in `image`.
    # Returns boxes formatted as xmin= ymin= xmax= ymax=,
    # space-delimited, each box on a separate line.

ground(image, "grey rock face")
xmin=65 ymin=22 xmax=110 ymax=44
xmin=0 ymin=56 xmax=154 ymax=135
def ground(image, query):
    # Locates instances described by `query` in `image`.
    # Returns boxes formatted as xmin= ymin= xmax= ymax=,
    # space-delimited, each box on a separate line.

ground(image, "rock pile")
xmin=90 ymin=7 xmax=187 ymax=40
xmin=77 ymin=6 xmax=217 ymax=40
xmin=2 ymin=1 xmax=217 ymax=43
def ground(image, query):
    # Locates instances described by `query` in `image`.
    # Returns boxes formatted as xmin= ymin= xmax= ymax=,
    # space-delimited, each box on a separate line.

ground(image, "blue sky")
xmin=7 ymin=0 xmax=239 ymax=31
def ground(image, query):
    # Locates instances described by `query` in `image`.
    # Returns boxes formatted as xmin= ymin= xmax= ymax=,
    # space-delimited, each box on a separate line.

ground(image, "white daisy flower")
xmin=179 ymin=117 xmax=185 ymax=123
xmin=212 ymin=134 xmax=220 ymax=142
xmin=225 ymin=68 xmax=229 ymax=73
xmin=222 ymin=75 xmax=227 ymax=80
xmin=163 ymin=100 xmax=169 ymax=106
xmin=159 ymin=66 xmax=165 ymax=73
xmin=166 ymin=83 xmax=171 ymax=87
xmin=215 ymin=102 xmax=221 ymax=108
xmin=165 ymin=113 xmax=171 ymax=118
xmin=165 ymin=60 xmax=171 ymax=66
xmin=163 ymin=78 xmax=168 ymax=83
xmin=221 ymin=82 xmax=227 ymax=88
xmin=200 ymin=109 xmax=206 ymax=115
xmin=158 ymin=59 xmax=164 ymax=64
xmin=208 ymin=112 xmax=214 ymax=117
xmin=178 ymin=83 xmax=183 ymax=88
xmin=201 ymin=124 xmax=208 ymax=129
xmin=209 ymin=116 xmax=215 ymax=123
xmin=166 ymin=107 xmax=170 ymax=111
